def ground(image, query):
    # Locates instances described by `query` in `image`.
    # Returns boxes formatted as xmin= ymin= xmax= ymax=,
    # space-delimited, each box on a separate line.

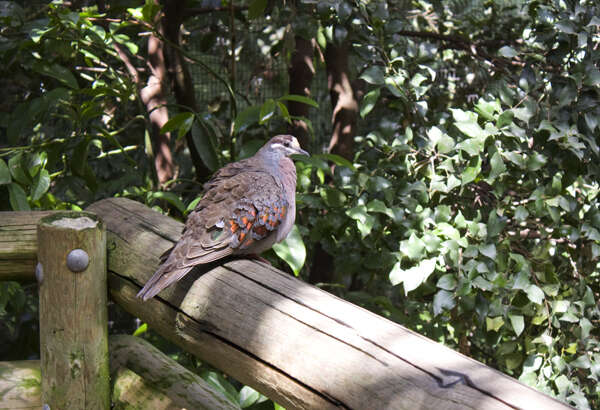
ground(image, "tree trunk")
xmin=140 ymin=6 xmax=174 ymax=186
xmin=287 ymin=36 xmax=315 ymax=151
xmin=325 ymin=40 xmax=357 ymax=160
xmin=162 ymin=1 xmax=211 ymax=181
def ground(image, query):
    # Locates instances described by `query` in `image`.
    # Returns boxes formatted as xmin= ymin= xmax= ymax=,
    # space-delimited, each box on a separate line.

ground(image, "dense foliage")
xmin=1 ymin=0 xmax=599 ymax=408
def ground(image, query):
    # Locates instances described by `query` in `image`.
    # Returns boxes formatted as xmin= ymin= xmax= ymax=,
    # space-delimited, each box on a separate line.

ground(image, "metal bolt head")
xmin=35 ymin=262 xmax=43 ymax=284
xmin=66 ymin=249 xmax=89 ymax=273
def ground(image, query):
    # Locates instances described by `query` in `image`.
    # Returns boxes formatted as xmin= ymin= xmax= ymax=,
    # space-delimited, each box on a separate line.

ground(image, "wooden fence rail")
xmin=0 ymin=335 xmax=238 ymax=409
xmin=0 ymin=198 xmax=571 ymax=409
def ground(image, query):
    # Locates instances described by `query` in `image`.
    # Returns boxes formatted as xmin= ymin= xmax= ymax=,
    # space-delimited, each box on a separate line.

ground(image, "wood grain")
xmin=0 ymin=211 xmax=55 ymax=281
xmin=0 ymin=360 xmax=41 ymax=410
xmin=37 ymin=212 xmax=110 ymax=409
xmin=109 ymin=334 xmax=240 ymax=409
xmin=87 ymin=197 xmax=571 ymax=410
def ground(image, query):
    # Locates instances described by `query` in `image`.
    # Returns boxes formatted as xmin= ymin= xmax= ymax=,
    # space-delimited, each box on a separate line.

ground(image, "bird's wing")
xmin=136 ymin=170 xmax=288 ymax=300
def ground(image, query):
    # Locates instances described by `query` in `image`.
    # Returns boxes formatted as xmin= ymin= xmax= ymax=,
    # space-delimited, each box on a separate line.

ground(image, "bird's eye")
xmin=283 ymin=141 xmax=290 ymax=147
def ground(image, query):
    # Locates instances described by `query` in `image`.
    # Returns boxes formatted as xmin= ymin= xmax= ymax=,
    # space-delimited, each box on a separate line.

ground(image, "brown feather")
xmin=137 ymin=135 xmax=308 ymax=300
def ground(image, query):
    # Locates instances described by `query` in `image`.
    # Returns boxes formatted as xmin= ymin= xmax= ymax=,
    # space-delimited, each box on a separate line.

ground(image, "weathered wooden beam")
xmin=37 ymin=212 xmax=109 ymax=409
xmin=85 ymin=197 xmax=571 ymax=410
xmin=0 ymin=211 xmax=55 ymax=281
xmin=109 ymin=334 xmax=240 ymax=409
xmin=0 ymin=360 xmax=41 ymax=410
xmin=0 ymin=335 xmax=240 ymax=409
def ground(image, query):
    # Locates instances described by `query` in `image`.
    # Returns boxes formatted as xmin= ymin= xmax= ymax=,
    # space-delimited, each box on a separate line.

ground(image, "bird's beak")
xmin=295 ymin=147 xmax=309 ymax=157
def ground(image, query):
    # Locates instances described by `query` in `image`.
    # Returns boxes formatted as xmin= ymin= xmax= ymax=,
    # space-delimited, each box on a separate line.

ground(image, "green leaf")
xmin=526 ymin=153 xmax=547 ymax=171
xmin=514 ymin=206 xmax=529 ymax=221
xmin=346 ymin=205 xmax=375 ymax=237
xmin=319 ymin=153 xmax=355 ymax=171
xmin=453 ymin=119 xmax=485 ymax=140
xmin=475 ymin=99 xmax=500 ymax=121
xmin=272 ymin=225 xmax=306 ymax=276
xmin=496 ymin=110 xmax=514 ymax=128
xmin=360 ymin=66 xmax=385 ymax=85
xmin=239 ymin=385 xmax=261 ymax=408
xmin=456 ymin=137 xmax=486 ymax=156
xmin=259 ymin=99 xmax=276 ymax=124
xmin=570 ymin=355 xmax=591 ymax=369
xmin=360 ymin=88 xmax=380 ymax=118
xmin=436 ymin=274 xmax=457 ymax=290
xmin=525 ymin=284 xmax=544 ymax=305
xmin=554 ymin=375 xmax=571 ymax=396
xmin=427 ymin=126 xmax=455 ymax=154
xmin=367 ymin=199 xmax=396 ymax=219
xmin=186 ymin=197 xmax=202 ymax=214
xmin=160 ymin=112 xmax=194 ymax=135
xmin=276 ymin=101 xmax=291 ymax=123
xmin=433 ymin=289 xmax=456 ymax=316
xmin=248 ymin=0 xmax=267 ymax=19
xmin=150 ymin=191 xmax=186 ymax=214
xmin=389 ymin=257 xmax=436 ymax=294
xmin=204 ymin=371 xmax=239 ymax=405
xmin=487 ymin=211 xmax=506 ymax=239
xmin=400 ymin=233 xmax=426 ymax=260
xmin=320 ymin=187 xmax=346 ymax=207
xmin=278 ymin=94 xmax=319 ymax=108
xmin=233 ymin=105 xmax=260 ymax=134
xmin=486 ymin=316 xmax=505 ymax=332
xmin=34 ymin=63 xmax=79 ymax=89
xmin=508 ymin=314 xmax=525 ymax=336
xmin=8 ymin=153 xmax=30 ymax=185
xmin=132 ymin=323 xmax=147 ymax=336
xmin=191 ymin=119 xmax=220 ymax=171
xmin=461 ymin=156 xmax=481 ymax=185
xmin=479 ymin=243 xmax=496 ymax=259
xmin=8 ymin=183 xmax=30 ymax=211
xmin=30 ymin=169 xmax=50 ymax=201
xmin=488 ymin=151 xmax=506 ymax=181
xmin=0 ymin=159 xmax=11 ymax=185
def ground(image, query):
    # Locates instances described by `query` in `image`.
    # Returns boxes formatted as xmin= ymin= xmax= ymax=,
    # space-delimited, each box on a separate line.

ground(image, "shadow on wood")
xmin=85 ymin=197 xmax=570 ymax=410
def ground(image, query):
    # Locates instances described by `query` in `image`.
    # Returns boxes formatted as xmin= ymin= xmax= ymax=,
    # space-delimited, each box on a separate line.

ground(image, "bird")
xmin=137 ymin=134 xmax=309 ymax=301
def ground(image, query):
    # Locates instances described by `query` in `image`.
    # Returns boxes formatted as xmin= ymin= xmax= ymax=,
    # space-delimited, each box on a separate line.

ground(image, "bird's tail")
xmin=136 ymin=264 xmax=194 ymax=301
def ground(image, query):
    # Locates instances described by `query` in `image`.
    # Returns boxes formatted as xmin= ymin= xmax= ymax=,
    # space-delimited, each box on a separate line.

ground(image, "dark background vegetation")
xmin=1 ymin=0 xmax=599 ymax=408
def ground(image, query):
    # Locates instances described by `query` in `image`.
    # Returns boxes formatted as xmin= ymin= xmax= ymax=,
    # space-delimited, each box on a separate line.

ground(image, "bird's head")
xmin=262 ymin=135 xmax=309 ymax=158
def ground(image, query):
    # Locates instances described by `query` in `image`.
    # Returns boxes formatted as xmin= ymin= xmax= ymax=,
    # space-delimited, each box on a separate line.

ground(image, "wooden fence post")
xmin=37 ymin=212 xmax=109 ymax=409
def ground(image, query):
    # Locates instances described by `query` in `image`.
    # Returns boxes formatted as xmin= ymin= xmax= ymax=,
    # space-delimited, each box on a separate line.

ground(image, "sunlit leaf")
xmin=400 ymin=233 xmax=425 ymax=260
xmin=389 ymin=257 xmax=436 ymax=294
xmin=273 ymin=225 xmax=306 ymax=276
xmin=508 ymin=314 xmax=524 ymax=336
xmin=150 ymin=191 xmax=186 ymax=214
xmin=360 ymin=88 xmax=380 ymax=118
xmin=31 ymin=169 xmax=50 ymax=201
xmin=239 ymin=385 xmax=261 ymax=407
xmin=132 ymin=323 xmax=147 ymax=336
xmin=486 ymin=316 xmax=505 ymax=332
xmin=278 ymin=94 xmax=319 ymax=108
